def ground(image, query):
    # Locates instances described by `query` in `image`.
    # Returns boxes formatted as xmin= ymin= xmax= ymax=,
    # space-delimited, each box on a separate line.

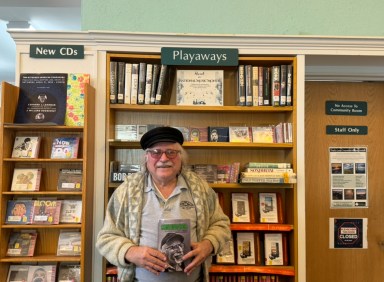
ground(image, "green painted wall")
xmin=82 ymin=0 xmax=384 ymax=36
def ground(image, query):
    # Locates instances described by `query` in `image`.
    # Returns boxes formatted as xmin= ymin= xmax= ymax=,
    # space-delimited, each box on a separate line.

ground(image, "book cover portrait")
xmin=14 ymin=73 xmax=68 ymax=125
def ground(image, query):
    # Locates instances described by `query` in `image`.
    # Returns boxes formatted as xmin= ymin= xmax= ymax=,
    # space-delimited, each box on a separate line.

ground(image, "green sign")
xmin=30 ymin=45 xmax=84 ymax=59
xmin=326 ymin=101 xmax=367 ymax=116
xmin=326 ymin=126 xmax=368 ymax=135
xmin=161 ymin=47 xmax=238 ymax=66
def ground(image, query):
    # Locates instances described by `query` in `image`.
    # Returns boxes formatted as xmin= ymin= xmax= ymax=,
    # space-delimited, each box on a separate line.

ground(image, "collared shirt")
xmin=135 ymin=175 xmax=201 ymax=282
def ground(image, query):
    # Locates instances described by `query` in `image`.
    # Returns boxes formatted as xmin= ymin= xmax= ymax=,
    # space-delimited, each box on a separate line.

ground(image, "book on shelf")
xmin=241 ymin=171 xmax=295 ymax=178
xmin=32 ymin=199 xmax=62 ymax=225
xmin=231 ymin=192 xmax=254 ymax=223
xmin=27 ymin=265 xmax=57 ymax=282
xmin=216 ymin=164 xmax=231 ymax=183
xmin=124 ymin=63 xmax=133 ymax=104
xmin=244 ymin=167 xmax=293 ymax=173
xmin=6 ymin=265 xmax=29 ymax=282
xmin=264 ymin=233 xmax=284 ymax=265
xmin=11 ymin=136 xmax=41 ymax=158
xmin=11 ymin=168 xmax=42 ymax=192
xmin=50 ymin=137 xmax=80 ymax=159
xmin=158 ymin=218 xmax=191 ymax=272
xmin=109 ymin=162 xmax=141 ymax=183
xmin=262 ymin=67 xmax=271 ymax=106
xmin=65 ymin=73 xmax=90 ymax=126
xmin=150 ymin=64 xmax=161 ymax=104
xmin=117 ymin=61 xmax=125 ymax=104
xmin=6 ymin=230 xmax=37 ymax=256
xmin=144 ymin=64 xmax=153 ymax=105
xmin=237 ymin=65 xmax=246 ymax=106
xmin=229 ymin=162 xmax=240 ymax=183
xmin=240 ymin=175 xmax=296 ymax=184
xmin=252 ymin=125 xmax=275 ymax=143
xmin=271 ymin=66 xmax=281 ymax=106
xmin=215 ymin=234 xmax=235 ymax=264
xmin=176 ymin=69 xmax=224 ymax=106
xmin=279 ymin=65 xmax=287 ymax=106
xmin=137 ymin=62 xmax=147 ymax=104
xmin=229 ymin=126 xmax=251 ymax=143
xmin=286 ymin=65 xmax=293 ymax=106
xmin=245 ymin=65 xmax=253 ymax=106
xmin=130 ymin=63 xmax=139 ymax=104
xmin=60 ymin=200 xmax=82 ymax=223
xmin=57 ymin=263 xmax=81 ymax=282
xmin=109 ymin=61 xmax=118 ymax=104
xmin=192 ymin=164 xmax=217 ymax=183
xmin=258 ymin=192 xmax=279 ymax=223
xmin=114 ymin=124 xmax=139 ymax=141
xmin=208 ymin=126 xmax=229 ymax=142
xmin=236 ymin=232 xmax=260 ymax=265
xmin=57 ymin=168 xmax=83 ymax=191
xmin=14 ymin=73 xmax=68 ymax=125
xmin=258 ymin=66 xmax=264 ymax=106
xmin=5 ymin=200 xmax=34 ymax=225
xmin=189 ymin=126 xmax=208 ymax=142
xmin=244 ymin=162 xmax=292 ymax=169
xmin=154 ymin=64 xmax=168 ymax=105
xmin=172 ymin=126 xmax=190 ymax=141
xmin=57 ymin=230 xmax=82 ymax=256
xmin=252 ymin=66 xmax=260 ymax=106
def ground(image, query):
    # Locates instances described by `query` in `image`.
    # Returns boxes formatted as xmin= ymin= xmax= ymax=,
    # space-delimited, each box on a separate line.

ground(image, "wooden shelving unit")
xmin=104 ymin=53 xmax=297 ymax=281
xmin=0 ymin=82 xmax=95 ymax=281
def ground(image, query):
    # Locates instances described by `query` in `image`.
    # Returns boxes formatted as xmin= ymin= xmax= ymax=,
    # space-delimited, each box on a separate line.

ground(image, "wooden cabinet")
xmin=105 ymin=53 xmax=297 ymax=281
xmin=0 ymin=82 xmax=95 ymax=281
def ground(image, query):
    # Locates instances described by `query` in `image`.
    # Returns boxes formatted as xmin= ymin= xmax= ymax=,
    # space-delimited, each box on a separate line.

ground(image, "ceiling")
xmin=0 ymin=0 xmax=81 ymax=84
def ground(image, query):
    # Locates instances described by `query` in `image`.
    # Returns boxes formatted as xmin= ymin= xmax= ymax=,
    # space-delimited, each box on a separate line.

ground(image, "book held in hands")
xmin=158 ymin=219 xmax=191 ymax=272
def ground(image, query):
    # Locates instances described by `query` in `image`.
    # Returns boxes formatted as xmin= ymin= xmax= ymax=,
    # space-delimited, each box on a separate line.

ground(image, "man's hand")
xmin=182 ymin=239 xmax=213 ymax=275
xmin=125 ymin=246 xmax=168 ymax=275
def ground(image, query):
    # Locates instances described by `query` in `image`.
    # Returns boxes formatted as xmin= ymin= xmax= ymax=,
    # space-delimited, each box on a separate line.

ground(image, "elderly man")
xmin=96 ymin=126 xmax=231 ymax=282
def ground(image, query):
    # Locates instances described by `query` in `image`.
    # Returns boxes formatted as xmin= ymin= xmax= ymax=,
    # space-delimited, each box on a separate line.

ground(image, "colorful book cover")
xmin=11 ymin=136 xmax=41 ymax=158
xmin=229 ymin=126 xmax=251 ymax=143
xmin=51 ymin=137 xmax=80 ymax=159
xmin=208 ymin=127 xmax=229 ymax=142
xmin=32 ymin=199 xmax=62 ymax=225
xmin=65 ymin=73 xmax=90 ymax=126
xmin=5 ymin=200 xmax=34 ymax=225
xmin=7 ymin=230 xmax=37 ymax=256
xmin=14 ymin=73 xmax=68 ymax=125
xmin=11 ymin=168 xmax=42 ymax=191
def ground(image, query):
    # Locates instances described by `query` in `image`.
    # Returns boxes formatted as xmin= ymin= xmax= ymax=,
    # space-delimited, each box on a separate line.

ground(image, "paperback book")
xmin=51 ymin=137 xmax=80 ymax=159
xmin=236 ymin=232 xmax=257 ymax=265
xmin=259 ymin=193 xmax=279 ymax=223
xmin=231 ymin=193 xmax=252 ymax=223
xmin=65 ymin=73 xmax=90 ymax=126
xmin=14 ymin=73 xmax=68 ymax=125
xmin=57 ymin=230 xmax=82 ymax=256
xmin=11 ymin=168 xmax=42 ymax=191
xmin=32 ymin=199 xmax=62 ymax=225
xmin=5 ymin=200 xmax=34 ymax=225
xmin=158 ymin=219 xmax=191 ymax=272
xmin=11 ymin=136 xmax=41 ymax=158
xmin=264 ymin=233 xmax=284 ymax=265
xmin=59 ymin=200 xmax=82 ymax=223
xmin=6 ymin=230 xmax=37 ymax=256
xmin=57 ymin=168 xmax=83 ymax=191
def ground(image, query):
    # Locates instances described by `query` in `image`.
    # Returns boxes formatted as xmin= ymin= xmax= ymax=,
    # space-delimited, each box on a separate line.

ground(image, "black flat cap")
xmin=161 ymin=232 xmax=184 ymax=248
xmin=140 ymin=126 xmax=184 ymax=150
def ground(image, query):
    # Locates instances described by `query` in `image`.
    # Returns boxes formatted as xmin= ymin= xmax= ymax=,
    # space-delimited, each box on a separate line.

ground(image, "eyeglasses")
xmin=146 ymin=149 xmax=181 ymax=159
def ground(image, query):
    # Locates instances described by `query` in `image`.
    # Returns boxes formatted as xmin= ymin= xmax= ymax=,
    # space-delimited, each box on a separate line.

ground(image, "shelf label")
xmin=30 ymin=45 xmax=84 ymax=59
xmin=326 ymin=101 xmax=367 ymax=116
xmin=161 ymin=47 xmax=238 ymax=66
xmin=326 ymin=126 xmax=367 ymax=135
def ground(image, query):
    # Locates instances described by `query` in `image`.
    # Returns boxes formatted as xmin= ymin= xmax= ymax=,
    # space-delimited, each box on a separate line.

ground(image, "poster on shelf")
xmin=329 ymin=147 xmax=368 ymax=208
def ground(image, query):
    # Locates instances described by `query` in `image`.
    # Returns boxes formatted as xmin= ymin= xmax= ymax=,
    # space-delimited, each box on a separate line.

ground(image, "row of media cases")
xmin=109 ymin=61 xmax=293 ymax=107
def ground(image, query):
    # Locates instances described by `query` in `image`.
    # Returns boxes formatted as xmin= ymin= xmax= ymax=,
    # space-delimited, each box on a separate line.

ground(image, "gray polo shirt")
xmin=135 ymin=175 xmax=201 ymax=281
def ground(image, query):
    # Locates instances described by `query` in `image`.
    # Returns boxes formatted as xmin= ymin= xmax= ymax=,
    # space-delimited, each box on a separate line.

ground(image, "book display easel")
xmin=105 ymin=53 xmax=297 ymax=281
xmin=0 ymin=82 xmax=95 ymax=281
